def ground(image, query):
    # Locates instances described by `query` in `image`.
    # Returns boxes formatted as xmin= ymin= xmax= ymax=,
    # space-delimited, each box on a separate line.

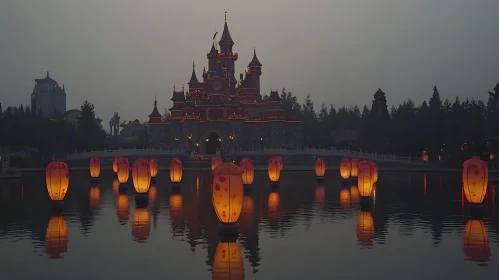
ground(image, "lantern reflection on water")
xmin=132 ymin=208 xmax=151 ymax=242
xmin=315 ymin=157 xmax=326 ymax=178
xmin=46 ymin=159 xmax=69 ymax=202
xmin=169 ymin=194 xmax=183 ymax=230
xmin=462 ymin=156 xmax=488 ymax=204
xmin=148 ymin=186 xmax=158 ymax=205
xmin=112 ymin=179 xmax=120 ymax=194
xmin=350 ymin=158 xmax=359 ymax=177
xmin=339 ymin=158 xmax=351 ymax=180
xmin=117 ymin=194 xmax=130 ymax=225
xmin=463 ymin=220 xmax=491 ymax=263
xmin=212 ymin=162 xmax=244 ymax=233
xmin=268 ymin=192 xmax=280 ymax=212
xmin=315 ymin=185 xmax=325 ymax=204
xmin=89 ymin=157 xmax=100 ymax=178
xmin=350 ymin=185 xmax=360 ymax=202
xmin=356 ymin=211 xmax=374 ymax=246
xmin=45 ymin=216 xmax=68 ymax=259
xmin=212 ymin=241 xmax=244 ymax=280
xmin=240 ymin=158 xmax=254 ymax=185
xmin=89 ymin=186 xmax=100 ymax=210
xmin=340 ymin=189 xmax=351 ymax=208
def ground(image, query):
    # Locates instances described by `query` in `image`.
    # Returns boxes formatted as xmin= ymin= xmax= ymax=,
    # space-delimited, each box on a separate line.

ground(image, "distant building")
xmin=31 ymin=71 xmax=66 ymax=118
xmin=62 ymin=109 xmax=82 ymax=127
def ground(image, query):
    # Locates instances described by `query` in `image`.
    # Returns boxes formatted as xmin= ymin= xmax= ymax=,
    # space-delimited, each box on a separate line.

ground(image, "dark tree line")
xmin=0 ymin=101 xmax=107 ymax=159
xmin=276 ymin=86 xmax=494 ymax=163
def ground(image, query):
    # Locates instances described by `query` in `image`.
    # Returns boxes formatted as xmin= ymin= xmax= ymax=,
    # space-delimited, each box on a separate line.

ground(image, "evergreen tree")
xmin=368 ymin=89 xmax=391 ymax=151
xmin=77 ymin=100 xmax=107 ymax=151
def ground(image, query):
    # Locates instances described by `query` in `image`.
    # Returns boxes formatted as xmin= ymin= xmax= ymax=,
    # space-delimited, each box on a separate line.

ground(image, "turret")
xmin=148 ymin=96 xmax=163 ymax=124
xmin=218 ymin=12 xmax=234 ymax=54
xmin=170 ymin=85 xmax=186 ymax=120
xmin=248 ymin=48 xmax=262 ymax=94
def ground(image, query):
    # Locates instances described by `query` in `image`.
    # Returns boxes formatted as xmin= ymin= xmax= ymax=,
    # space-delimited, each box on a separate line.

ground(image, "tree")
xmin=77 ymin=100 xmax=107 ymax=151
xmin=368 ymin=89 xmax=391 ymax=151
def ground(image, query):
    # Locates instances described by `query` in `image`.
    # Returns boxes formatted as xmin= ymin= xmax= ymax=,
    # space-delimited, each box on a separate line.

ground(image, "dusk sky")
xmin=1 ymin=0 xmax=498 ymax=127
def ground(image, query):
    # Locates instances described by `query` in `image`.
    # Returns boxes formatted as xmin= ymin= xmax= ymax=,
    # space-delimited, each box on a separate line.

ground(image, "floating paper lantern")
xmin=315 ymin=185 xmax=325 ymax=204
xmin=268 ymin=158 xmax=281 ymax=183
xmin=212 ymin=241 xmax=244 ymax=280
xmin=45 ymin=216 xmax=68 ymax=258
xmin=372 ymin=162 xmax=378 ymax=183
xmin=132 ymin=158 xmax=151 ymax=194
xmin=315 ymin=157 xmax=326 ymax=178
xmin=358 ymin=161 xmax=374 ymax=197
xmin=462 ymin=156 xmax=488 ymax=204
xmin=149 ymin=159 xmax=159 ymax=178
xmin=117 ymin=194 xmax=129 ymax=225
xmin=351 ymin=158 xmax=359 ymax=177
xmin=212 ymin=162 xmax=244 ymax=225
xmin=340 ymin=188 xmax=351 ymax=208
xmin=463 ymin=220 xmax=490 ymax=263
xmin=117 ymin=157 xmax=130 ymax=183
xmin=275 ymin=156 xmax=284 ymax=171
xmin=132 ymin=208 xmax=150 ymax=242
xmin=89 ymin=187 xmax=100 ymax=210
xmin=113 ymin=155 xmax=121 ymax=173
xmin=356 ymin=211 xmax=374 ymax=246
xmin=212 ymin=156 xmax=222 ymax=171
xmin=350 ymin=185 xmax=360 ymax=202
xmin=170 ymin=157 xmax=183 ymax=183
xmin=422 ymin=151 xmax=428 ymax=163
xmin=89 ymin=157 xmax=100 ymax=178
xmin=112 ymin=179 xmax=120 ymax=194
xmin=340 ymin=158 xmax=351 ymax=180
xmin=46 ymin=159 xmax=69 ymax=201
xmin=240 ymin=158 xmax=254 ymax=185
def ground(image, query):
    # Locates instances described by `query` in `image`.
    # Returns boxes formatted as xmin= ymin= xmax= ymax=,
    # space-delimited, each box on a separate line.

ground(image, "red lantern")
xmin=351 ymin=158 xmax=359 ymax=177
xmin=89 ymin=157 xmax=100 ymax=178
xmin=358 ymin=161 xmax=374 ymax=197
xmin=268 ymin=157 xmax=281 ymax=183
xmin=170 ymin=157 xmax=183 ymax=183
xmin=315 ymin=157 xmax=326 ymax=178
xmin=212 ymin=163 xmax=244 ymax=225
xmin=113 ymin=155 xmax=121 ymax=173
xmin=212 ymin=157 xmax=222 ymax=171
xmin=132 ymin=158 xmax=151 ymax=194
xmin=117 ymin=157 xmax=129 ymax=184
xmin=46 ymin=160 xmax=69 ymax=201
xmin=340 ymin=158 xmax=351 ymax=180
xmin=275 ymin=156 xmax=283 ymax=171
xmin=149 ymin=159 xmax=159 ymax=178
xmin=240 ymin=158 xmax=254 ymax=185
xmin=463 ymin=156 xmax=488 ymax=204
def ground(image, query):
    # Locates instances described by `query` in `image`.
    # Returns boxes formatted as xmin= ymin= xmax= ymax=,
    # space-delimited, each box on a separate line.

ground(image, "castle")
xmin=148 ymin=14 xmax=303 ymax=154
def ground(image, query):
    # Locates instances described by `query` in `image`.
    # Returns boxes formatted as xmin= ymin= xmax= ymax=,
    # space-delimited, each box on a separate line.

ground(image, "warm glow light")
xmin=46 ymin=160 xmax=69 ymax=201
xmin=89 ymin=187 xmax=100 ymax=210
xmin=268 ymin=158 xmax=281 ymax=182
xmin=463 ymin=220 xmax=491 ymax=263
xmin=268 ymin=192 xmax=280 ymax=212
xmin=117 ymin=157 xmax=130 ymax=184
xmin=422 ymin=151 xmax=429 ymax=163
xmin=463 ymin=156 xmax=488 ymax=204
xmin=89 ymin=157 xmax=100 ymax=178
xmin=169 ymin=193 xmax=183 ymax=228
xmin=117 ymin=194 xmax=129 ymax=225
xmin=371 ymin=162 xmax=378 ymax=183
xmin=113 ymin=155 xmax=121 ymax=173
xmin=438 ymin=154 xmax=442 ymax=161
xmin=212 ymin=241 xmax=244 ymax=280
xmin=315 ymin=185 xmax=325 ymax=204
xmin=148 ymin=186 xmax=157 ymax=204
xmin=356 ymin=211 xmax=374 ymax=246
xmin=45 ymin=216 xmax=68 ymax=259
xmin=149 ymin=159 xmax=159 ymax=178
xmin=424 ymin=174 xmax=427 ymax=197
xmin=112 ymin=179 xmax=120 ymax=194
xmin=350 ymin=185 xmax=360 ymax=202
xmin=315 ymin=157 xmax=326 ymax=177
xmin=351 ymin=158 xmax=359 ymax=177
xmin=239 ymin=158 xmax=254 ymax=185
xmin=340 ymin=158 xmax=351 ymax=180
xmin=358 ymin=161 xmax=374 ymax=197
xmin=275 ymin=156 xmax=283 ymax=171
xmin=490 ymin=154 xmax=495 ymax=161
xmin=132 ymin=208 xmax=151 ymax=242
xmin=132 ymin=158 xmax=151 ymax=194
xmin=212 ymin=157 xmax=222 ymax=171
xmin=170 ymin=157 xmax=183 ymax=183
xmin=340 ymin=189 xmax=351 ymax=208
xmin=212 ymin=162 xmax=244 ymax=224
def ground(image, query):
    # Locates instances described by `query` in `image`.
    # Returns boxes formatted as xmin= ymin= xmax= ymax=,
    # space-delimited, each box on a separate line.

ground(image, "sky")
xmin=1 ymin=0 xmax=498 ymax=128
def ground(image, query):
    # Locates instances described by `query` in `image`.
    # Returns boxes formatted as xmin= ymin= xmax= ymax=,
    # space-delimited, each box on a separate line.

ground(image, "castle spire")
xmin=154 ymin=95 xmax=157 ymax=107
xmin=46 ymin=71 xmax=50 ymax=78
xmin=249 ymin=47 xmax=262 ymax=67
xmin=148 ymin=96 xmax=162 ymax=120
xmin=189 ymin=62 xmax=199 ymax=83
xmin=219 ymin=12 xmax=234 ymax=46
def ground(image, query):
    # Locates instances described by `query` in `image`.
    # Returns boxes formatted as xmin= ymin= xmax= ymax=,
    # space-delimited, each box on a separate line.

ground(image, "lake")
xmin=0 ymin=171 xmax=498 ymax=279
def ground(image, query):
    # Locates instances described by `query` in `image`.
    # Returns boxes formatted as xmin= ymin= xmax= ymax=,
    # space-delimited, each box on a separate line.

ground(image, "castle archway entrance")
xmin=205 ymin=132 xmax=221 ymax=154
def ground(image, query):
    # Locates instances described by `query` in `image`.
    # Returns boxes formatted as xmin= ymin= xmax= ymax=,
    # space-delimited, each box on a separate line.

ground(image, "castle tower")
xmin=148 ymin=96 xmax=163 ymax=124
xmin=248 ymin=48 xmax=262 ymax=95
xmin=218 ymin=12 xmax=238 ymax=92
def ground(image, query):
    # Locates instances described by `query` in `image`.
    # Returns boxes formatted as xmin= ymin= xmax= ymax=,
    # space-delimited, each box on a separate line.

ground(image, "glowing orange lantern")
xmin=350 ymin=185 xmax=360 ymax=202
xmin=212 ymin=156 xmax=222 ymax=171
xmin=340 ymin=158 xmax=351 ymax=180
xmin=89 ymin=157 xmax=100 ymax=178
xmin=422 ymin=151 xmax=428 ymax=163
xmin=275 ymin=156 xmax=283 ymax=171
xmin=371 ymin=162 xmax=378 ymax=183
xmin=117 ymin=194 xmax=129 ymax=225
xmin=212 ymin=241 xmax=244 ymax=280
xmin=351 ymin=158 xmax=359 ymax=177
xmin=132 ymin=208 xmax=151 ymax=242
xmin=358 ymin=161 xmax=374 ymax=197
xmin=113 ymin=155 xmax=121 ymax=173
xmin=340 ymin=188 xmax=351 ymax=208
xmin=268 ymin=158 xmax=281 ymax=183
xmin=463 ymin=220 xmax=490 ymax=263
xmin=46 ymin=159 xmax=69 ymax=201
xmin=170 ymin=157 xmax=183 ymax=183
xmin=117 ymin=157 xmax=129 ymax=184
xmin=356 ymin=211 xmax=374 ymax=246
xmin=463 ymin=156 xmax=488 ymax=204
xmin=45 ymin=216 xmax=68 ymax=259
xmin=315 ymin=157 xmax=326 ymax=178
xmin=89 ymin=186 xmax=100 ymax=210
xmin=132 ymin=158 xmax=151 ymax=194
xmin=240 ymin=158 xmax=254 ymax=185
xmin=212 ymin=162 xmax=244 ymax=225
xmin=149 ymin=159 xmax=159 ymax=178
xmin=315 ymin=185 xmax=325 ymax=204
xmin=112 ymin=179 xmax=120 ymax=194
